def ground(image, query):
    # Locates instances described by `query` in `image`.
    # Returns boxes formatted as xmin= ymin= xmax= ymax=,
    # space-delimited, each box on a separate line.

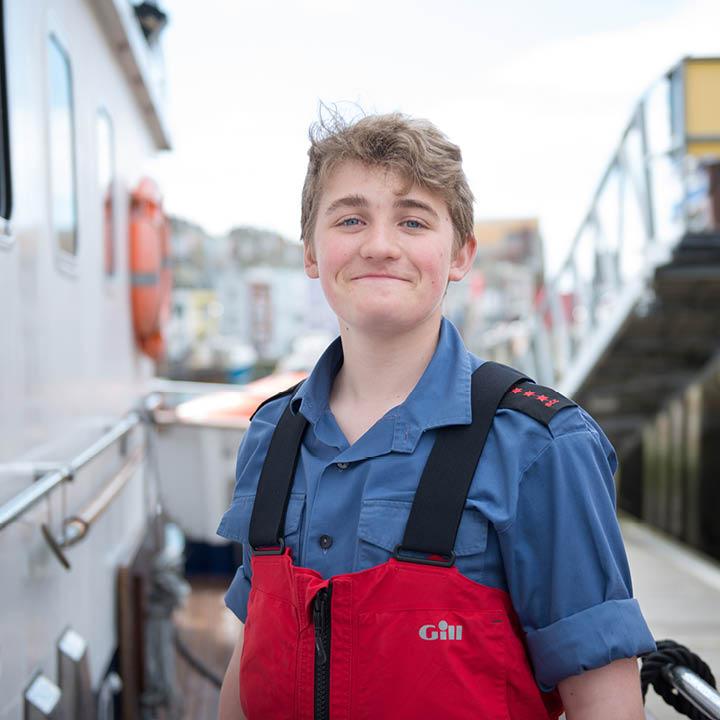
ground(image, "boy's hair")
xmin=301 ymin=112 xmax=475 ymax=252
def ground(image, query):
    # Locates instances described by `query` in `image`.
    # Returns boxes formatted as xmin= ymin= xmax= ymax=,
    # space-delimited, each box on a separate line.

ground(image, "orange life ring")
xmin=129 ymin=177 xmax=172 ymax=362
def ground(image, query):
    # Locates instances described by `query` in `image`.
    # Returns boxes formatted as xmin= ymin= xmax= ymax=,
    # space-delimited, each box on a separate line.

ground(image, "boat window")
xmin=48 ymin=33 xmax=78 ymax=256
xmin=0 ymin=0 xmax=11 ymax=225
xmin=97 ymin=107 xmax=116 ymax=276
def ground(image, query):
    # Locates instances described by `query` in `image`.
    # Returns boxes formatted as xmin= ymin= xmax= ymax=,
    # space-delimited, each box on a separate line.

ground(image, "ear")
xmin=448 ymin=234 xmax=477 ymax=282
xmin=304 ymin=240 xmax=319 ymax=279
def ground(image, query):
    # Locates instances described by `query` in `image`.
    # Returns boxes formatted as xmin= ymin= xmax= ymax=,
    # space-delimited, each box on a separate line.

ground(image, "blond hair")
xmin=300 ymin=112 xmax=474 ymax=251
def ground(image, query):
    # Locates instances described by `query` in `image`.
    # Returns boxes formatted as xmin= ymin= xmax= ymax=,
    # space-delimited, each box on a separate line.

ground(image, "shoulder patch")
xmin=498 ymin=380 xmax=575 ymax=426
xmin=249 ymin=381 xmax=304 ymax=422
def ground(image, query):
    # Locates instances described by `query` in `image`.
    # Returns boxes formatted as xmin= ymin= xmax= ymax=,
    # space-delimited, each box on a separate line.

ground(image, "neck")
xmin=329 ymin=316 xmax=443 ymax=443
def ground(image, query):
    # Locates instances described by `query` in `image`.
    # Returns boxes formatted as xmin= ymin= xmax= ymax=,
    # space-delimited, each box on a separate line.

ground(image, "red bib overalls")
xmin=240 ymin=362 xmax=564 ymax=720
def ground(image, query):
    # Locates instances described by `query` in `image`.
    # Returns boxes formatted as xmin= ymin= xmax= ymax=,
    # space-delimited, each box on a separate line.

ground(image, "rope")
xmin=174 ymin=629 xmax=224 ymax=689
xmin=641 ymin=639 xmax=717 ymax=719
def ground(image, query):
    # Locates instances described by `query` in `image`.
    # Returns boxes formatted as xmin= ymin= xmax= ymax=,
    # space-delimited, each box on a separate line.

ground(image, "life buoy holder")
xmin=129 ymin=177 xmax=172 ymax=362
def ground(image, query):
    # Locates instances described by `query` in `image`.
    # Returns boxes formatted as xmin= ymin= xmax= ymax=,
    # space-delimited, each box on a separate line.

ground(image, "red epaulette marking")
xmin=500 ymin=381 xmax=575 ymax=425
xmin=507 ymin=384 xmax=569 ymax=408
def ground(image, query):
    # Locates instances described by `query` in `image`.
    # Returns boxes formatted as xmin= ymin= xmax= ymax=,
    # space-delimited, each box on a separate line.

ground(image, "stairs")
xmin=573 ymin=233 xmax=720 ymax=453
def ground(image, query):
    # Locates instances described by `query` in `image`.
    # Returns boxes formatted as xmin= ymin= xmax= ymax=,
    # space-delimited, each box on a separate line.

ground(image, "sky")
xmin=148 ymin=0 xmax=720 ymax=273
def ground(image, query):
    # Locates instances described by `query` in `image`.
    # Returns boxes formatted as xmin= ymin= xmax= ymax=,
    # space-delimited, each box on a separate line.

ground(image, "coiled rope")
xmin=641 ymin=639 xmax=717 ymax=719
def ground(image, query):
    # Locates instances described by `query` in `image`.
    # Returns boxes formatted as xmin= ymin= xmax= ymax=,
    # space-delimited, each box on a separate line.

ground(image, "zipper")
xmin=313 ymin=583 xmax=332 ymax=720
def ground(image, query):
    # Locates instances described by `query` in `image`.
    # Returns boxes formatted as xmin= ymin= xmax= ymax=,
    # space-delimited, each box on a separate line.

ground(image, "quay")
xmin=623 ymin=516 xmax=720 ymax=720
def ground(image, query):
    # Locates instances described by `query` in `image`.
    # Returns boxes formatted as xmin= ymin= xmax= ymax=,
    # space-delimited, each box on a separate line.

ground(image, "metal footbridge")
xmin=484 ymin=56 xmax=720 ymax=720
xmin=491 ymin=57 xmax=720 ymax=460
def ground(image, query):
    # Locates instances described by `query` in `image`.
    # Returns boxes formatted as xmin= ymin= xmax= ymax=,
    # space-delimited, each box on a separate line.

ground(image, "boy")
xmin=217 ymin=113 xmax=655 ymax=719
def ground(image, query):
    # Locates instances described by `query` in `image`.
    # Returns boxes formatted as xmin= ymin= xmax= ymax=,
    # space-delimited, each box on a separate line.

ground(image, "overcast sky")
xmin=148 ymin=0 xmax=719 ymax=272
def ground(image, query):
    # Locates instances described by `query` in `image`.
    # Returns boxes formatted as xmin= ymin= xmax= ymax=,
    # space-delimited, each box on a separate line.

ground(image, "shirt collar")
xmin=291 ymin=317 xmax=474 ymax=452
xmin=290 ymin=336 xmax=343 ymax=424
xmin=393 ymin=317 xmax=473 ymax=436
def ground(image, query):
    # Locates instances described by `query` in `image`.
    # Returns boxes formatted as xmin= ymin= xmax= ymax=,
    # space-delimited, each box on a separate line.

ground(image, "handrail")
xmin=0 ymin=396 xmax=160 ymax=532
xmin=64 ymin=445 xmax=144 ymax=545
xmin=0 ymin=413 xmax=139 ymax=532
xmin=661 ymin=664 xmax=720 ymax=719
xmin=529 ymin=97 xmax=669 ymax=392
xmin=0 ymin=461 xmax=66 ymax=478
xmin=40 ymin=444 xmax=145 ymax=569
xmin=489 ymin=59 xmax=720 ymax=396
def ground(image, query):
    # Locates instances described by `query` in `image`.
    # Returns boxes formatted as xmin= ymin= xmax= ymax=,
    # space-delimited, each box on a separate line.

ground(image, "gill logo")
xmin=418 ymin=620 xmax=463 ymax=641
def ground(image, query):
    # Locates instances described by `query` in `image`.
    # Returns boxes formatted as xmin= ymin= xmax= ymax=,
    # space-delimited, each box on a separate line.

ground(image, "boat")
xmin=0 ymin=1 xmax=176 ymax=717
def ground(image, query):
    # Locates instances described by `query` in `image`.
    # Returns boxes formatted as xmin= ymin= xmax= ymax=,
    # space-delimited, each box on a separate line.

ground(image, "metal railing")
xmin=40 ymin=444 xmax=146 ymax=569
xmin=485 ymin=64 xmax=718 ymax=398
xmin=0 ymin=396 xmax=160 ymax=533
xmin=662 ymin=664 xmax=720 ymax=719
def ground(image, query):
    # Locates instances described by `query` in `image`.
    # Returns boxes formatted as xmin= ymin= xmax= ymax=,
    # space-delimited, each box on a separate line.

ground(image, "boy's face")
xmin=304 ymin=160 xmax=475 ymax=338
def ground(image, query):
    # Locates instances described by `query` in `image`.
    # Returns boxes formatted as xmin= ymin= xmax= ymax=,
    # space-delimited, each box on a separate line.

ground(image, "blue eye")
xmin=341 ymin=218 xmax=361 ymax=226
xmin=403 ymin=220 xmax=423 ymax=229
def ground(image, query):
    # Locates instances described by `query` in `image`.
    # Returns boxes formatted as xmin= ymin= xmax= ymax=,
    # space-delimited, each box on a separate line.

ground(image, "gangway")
xmin=491 ymin=57 xmax=720 ymax=459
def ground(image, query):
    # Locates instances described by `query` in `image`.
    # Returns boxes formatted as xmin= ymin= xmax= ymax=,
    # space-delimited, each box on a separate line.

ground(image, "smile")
xmin=352 ymin=274 xmax=409 ymax=281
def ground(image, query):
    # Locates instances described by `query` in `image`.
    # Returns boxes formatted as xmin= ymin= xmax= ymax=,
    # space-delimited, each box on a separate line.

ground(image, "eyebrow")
xmin=393 ymin=198 xmax=439 ymax=218
xmin=324 ymin=195 xmax=439 ymax=218
xmin=324 ymin=195 xmax=368 ymax=215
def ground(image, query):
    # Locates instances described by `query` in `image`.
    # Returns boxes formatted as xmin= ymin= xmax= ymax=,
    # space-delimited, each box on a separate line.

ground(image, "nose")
xmin=358 ymin=224 xmax=401 ymax=261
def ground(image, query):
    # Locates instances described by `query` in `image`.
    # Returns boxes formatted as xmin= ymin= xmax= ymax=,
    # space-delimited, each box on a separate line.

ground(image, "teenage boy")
xmin=217 ymin=113 xmax=655 ymax=720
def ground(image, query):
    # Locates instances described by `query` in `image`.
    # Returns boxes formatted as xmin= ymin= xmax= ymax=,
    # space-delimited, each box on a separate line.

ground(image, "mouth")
xmin=352 ymin=273 xmax=409 ymax=282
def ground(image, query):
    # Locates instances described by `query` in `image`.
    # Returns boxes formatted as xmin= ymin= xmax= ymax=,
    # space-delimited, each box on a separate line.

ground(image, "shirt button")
xmin=319 ymin=534 xmax=333 ymax=550
xmin=336 ymin=462 xmax=348 ymax=470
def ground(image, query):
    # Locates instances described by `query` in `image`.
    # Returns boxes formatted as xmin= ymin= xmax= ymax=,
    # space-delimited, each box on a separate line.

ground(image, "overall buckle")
xmin=393 ymin=544 xmax=456 ymax=568
xmin=251 ymin=538 xmax=286 ymax=556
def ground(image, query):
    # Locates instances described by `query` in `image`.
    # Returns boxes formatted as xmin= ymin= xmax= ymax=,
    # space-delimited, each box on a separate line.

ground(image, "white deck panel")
xmin=621 ymin=516 xmax=720 ymax=720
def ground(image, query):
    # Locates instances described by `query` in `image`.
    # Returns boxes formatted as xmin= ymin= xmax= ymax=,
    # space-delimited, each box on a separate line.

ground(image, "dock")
xmin=174 ymin=577 xmax=236 ymax=720
xmin=622 ymin=516 xmax=720 ymax=720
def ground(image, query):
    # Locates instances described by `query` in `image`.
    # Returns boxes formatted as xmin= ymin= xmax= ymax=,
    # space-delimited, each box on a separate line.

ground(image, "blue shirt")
xmin=217 ymin=317 xmax=655 ymax=689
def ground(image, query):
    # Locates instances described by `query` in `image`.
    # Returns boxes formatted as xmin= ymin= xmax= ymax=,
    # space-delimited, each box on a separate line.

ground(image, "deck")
xmin=622 ymin=515 xmax=720 ymax=720
xmin=174 ymin=576 xmax=237 ymax=719
xmin=171 ymin=518 xmax=720 ymax=719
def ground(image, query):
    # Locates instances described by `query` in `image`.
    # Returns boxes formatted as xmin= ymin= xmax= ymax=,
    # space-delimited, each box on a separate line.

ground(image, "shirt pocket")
xmin=356 ymin=499 xmax=489 ymax=578
xmin=219 ymin=493 xmax=306 ymax=572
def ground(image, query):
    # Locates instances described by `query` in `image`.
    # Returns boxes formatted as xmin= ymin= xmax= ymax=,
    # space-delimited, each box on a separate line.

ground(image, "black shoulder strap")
xmin=498 ymin=379 xmax=575 ymax=425
xmin=248 ymin=393 xmax=308 ymax=550
xmin=399 ymin=361 xmax=529 ymax=560
xmin=247 ymin=361 xmax=532 ymax=559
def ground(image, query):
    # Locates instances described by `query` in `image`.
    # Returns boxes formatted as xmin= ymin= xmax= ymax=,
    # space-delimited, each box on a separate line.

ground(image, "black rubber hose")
xmin=174 ymin=629 xmax=223 ymax=689
xmin=641 ymin=639 xmax=717 ymax=719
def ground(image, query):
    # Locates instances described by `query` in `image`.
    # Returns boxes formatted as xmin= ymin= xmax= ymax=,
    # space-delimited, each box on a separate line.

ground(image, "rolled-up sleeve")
xmin=497 ymin=424 xmax=655 ymax=690
xmin=217 ymin=496 xmax=254 ymax=621
xmin=217 ymin=491 xmax=256 ymax=621
xmin=224 ymin=565 xmax=252 ymax=622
